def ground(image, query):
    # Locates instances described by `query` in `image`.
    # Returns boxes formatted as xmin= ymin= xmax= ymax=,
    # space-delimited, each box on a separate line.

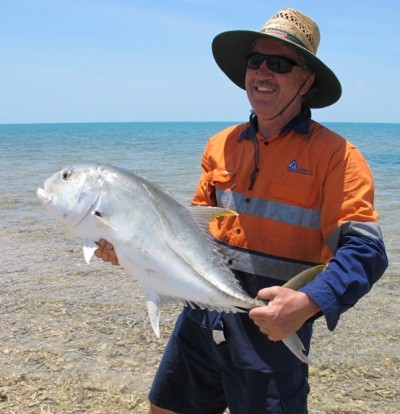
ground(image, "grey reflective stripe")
xmin=218 ymin=243 xmax=314 ymax=281
xmin=327 ymin=221 xmax=384 ymax=254
xmin=216 ymin=189 xmax=320 ymax=230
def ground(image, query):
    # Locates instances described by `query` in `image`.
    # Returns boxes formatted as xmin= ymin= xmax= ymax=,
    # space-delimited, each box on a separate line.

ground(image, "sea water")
xmin=0 ymin=121 xmax=399 ymax=277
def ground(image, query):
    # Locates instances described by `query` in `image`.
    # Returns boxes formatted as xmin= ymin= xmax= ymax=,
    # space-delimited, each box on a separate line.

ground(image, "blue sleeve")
xmin=299 ymin=233 xmax=388 ymax=331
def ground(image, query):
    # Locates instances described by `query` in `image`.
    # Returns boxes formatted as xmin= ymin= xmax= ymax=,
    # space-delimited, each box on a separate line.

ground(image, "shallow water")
xmin=1 ymin=121 xmax=399 ymax=277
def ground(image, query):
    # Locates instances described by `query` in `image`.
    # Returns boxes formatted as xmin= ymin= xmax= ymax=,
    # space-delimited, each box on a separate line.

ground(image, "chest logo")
xmin=287 ymin=160 xmax=313 ymax=176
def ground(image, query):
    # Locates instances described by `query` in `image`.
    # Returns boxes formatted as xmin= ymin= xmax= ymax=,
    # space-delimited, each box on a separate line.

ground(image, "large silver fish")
xmin=37 ymin=164 xmax=325 ymax=364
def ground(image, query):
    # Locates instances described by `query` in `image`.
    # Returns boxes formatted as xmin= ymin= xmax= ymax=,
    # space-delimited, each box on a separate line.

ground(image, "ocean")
xmin=0 ymin=121 xmax=399 ymax=412
xmin=1 ymin=119 xmax=399 ymax=308
xmin=1 ymin=121 xmax=399 ymax=273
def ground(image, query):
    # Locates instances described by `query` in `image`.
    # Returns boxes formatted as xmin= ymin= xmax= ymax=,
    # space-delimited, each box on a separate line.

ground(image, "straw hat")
xmin=212 ymin=8 xmax=341 ymax=108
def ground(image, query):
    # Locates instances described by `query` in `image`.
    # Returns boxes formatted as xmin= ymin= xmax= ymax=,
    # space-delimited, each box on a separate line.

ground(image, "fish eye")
xmin=61 ymin=169 xmax=73 ymax=181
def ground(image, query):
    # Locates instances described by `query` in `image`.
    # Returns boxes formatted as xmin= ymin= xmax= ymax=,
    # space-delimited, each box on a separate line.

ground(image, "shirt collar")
xmin=239 ymin=107 xmax=312 ymax=141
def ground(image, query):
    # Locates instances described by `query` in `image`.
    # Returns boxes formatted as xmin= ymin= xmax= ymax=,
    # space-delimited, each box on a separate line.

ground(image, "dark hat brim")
xmin=212 ymin=30 xmax=341 ymax=109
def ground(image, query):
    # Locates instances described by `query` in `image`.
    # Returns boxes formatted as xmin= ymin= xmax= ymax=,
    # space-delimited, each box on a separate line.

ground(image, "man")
xmin=96 ymin=8 xmax=388 ymax=413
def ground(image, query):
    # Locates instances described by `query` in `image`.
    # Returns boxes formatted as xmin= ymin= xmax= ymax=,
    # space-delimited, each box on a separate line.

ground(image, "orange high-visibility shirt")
xmin=192 ymin=120 xmax=379 ymax=281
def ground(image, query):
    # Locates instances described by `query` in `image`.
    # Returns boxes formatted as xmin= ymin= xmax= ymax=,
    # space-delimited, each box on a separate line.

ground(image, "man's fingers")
xmin=94 ymin=240 xmax=119 ymax=265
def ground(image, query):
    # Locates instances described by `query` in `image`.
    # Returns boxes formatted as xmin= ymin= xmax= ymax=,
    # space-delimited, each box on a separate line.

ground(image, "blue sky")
xmin=1 ymin=0 xmax=399 ymax=124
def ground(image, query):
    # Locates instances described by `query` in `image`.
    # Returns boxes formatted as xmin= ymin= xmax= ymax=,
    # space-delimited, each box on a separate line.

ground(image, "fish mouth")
xmin=36 ymin=184 xmax=102 ymax=229
xmin=36 ymin=187 xmax=53 ymax=204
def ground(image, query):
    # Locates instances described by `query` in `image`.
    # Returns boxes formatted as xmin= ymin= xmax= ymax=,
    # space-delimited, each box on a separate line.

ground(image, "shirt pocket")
xmin=207 ymin=169 xmax=237 ymax=208
xmin=206 ymin=169 xmax=236 ymax=188
xmin=269 ymin=178 xmax=319 ymax=208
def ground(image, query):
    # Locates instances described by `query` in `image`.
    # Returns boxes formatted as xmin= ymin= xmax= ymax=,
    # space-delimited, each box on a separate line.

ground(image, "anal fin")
xmin=145 ymin=290 xmax=162 ymax=338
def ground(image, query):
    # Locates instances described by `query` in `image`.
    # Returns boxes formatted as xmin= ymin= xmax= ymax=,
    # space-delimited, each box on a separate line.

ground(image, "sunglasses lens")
xmin=247 ymin=54 xmax=297 ymax=74
xmin=267 ymin=56 xmax=293 ymax=73
xmin=247 ymin=54 xmax=264 ymax=70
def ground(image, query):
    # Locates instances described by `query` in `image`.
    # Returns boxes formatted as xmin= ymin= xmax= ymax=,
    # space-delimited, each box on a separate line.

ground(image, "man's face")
xmin=245 ymin=38 xmax=314 ymax=121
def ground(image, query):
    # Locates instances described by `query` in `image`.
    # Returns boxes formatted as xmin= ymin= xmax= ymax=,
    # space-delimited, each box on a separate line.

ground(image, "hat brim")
xmin=212 ymin=30 xmax=341 ymax=109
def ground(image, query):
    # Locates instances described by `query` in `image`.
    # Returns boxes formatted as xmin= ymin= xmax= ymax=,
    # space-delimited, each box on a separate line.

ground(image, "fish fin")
xmin=145 ymin=290 xmax=162 ymax=338
xmin=283 ymin=264 xmax=327 ymax=291
xmin=83 ymin=238 xmax=98 ymax=264
xmin=187 ymin=206 xmax=242 ymax=275
xmin=188 ymin=206 xmax=238 ymax=233
xmin=279 ymin=264 xmax=324 ymax=365
xmin=184 ymin=302 xmax=248 ymax=314
xmin=186 ymin=301 xmax=197 ymax=309
xmin=282 ymin=333 xmax=310 ymax=365
xmin=92 ymin=210 xmax=119 ymax=230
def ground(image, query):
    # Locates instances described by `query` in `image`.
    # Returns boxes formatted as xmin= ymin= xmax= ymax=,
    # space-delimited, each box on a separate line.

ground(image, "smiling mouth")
xmin=255 ymin=85 xmax=275 ymax=93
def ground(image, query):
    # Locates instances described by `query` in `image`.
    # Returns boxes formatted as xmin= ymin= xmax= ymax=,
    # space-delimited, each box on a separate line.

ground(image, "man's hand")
xmin=248 ymin=287 xmax=320 ymax=341
xmin=95 ymin=239 xmax=119 ymax=266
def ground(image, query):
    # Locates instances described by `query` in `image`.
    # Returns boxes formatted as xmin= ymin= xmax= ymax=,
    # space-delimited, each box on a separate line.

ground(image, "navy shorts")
xmin=149 ymin=310 xmax=310 ymax=414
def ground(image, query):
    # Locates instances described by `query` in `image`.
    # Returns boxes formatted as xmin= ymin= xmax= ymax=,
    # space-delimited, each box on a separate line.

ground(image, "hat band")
xmin=262 ymin=28 xmax=309 ymax=53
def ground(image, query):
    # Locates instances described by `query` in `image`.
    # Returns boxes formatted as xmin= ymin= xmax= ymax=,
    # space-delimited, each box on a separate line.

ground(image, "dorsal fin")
xmin=187 ymin=206 xmax=238 ymax=236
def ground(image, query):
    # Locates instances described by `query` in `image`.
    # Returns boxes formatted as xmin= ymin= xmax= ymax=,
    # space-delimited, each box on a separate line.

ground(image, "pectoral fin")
xmin=92 ymin=210 xmax=118 ymax=230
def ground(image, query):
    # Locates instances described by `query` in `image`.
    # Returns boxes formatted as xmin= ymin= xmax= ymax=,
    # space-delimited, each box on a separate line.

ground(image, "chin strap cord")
xmin=248 ymin=113 xmax=260 ymax=191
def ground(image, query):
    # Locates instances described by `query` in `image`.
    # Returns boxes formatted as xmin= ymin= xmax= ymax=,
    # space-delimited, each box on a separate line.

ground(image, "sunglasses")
xmin=247 ymin=53 xmax=300 ymax=74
